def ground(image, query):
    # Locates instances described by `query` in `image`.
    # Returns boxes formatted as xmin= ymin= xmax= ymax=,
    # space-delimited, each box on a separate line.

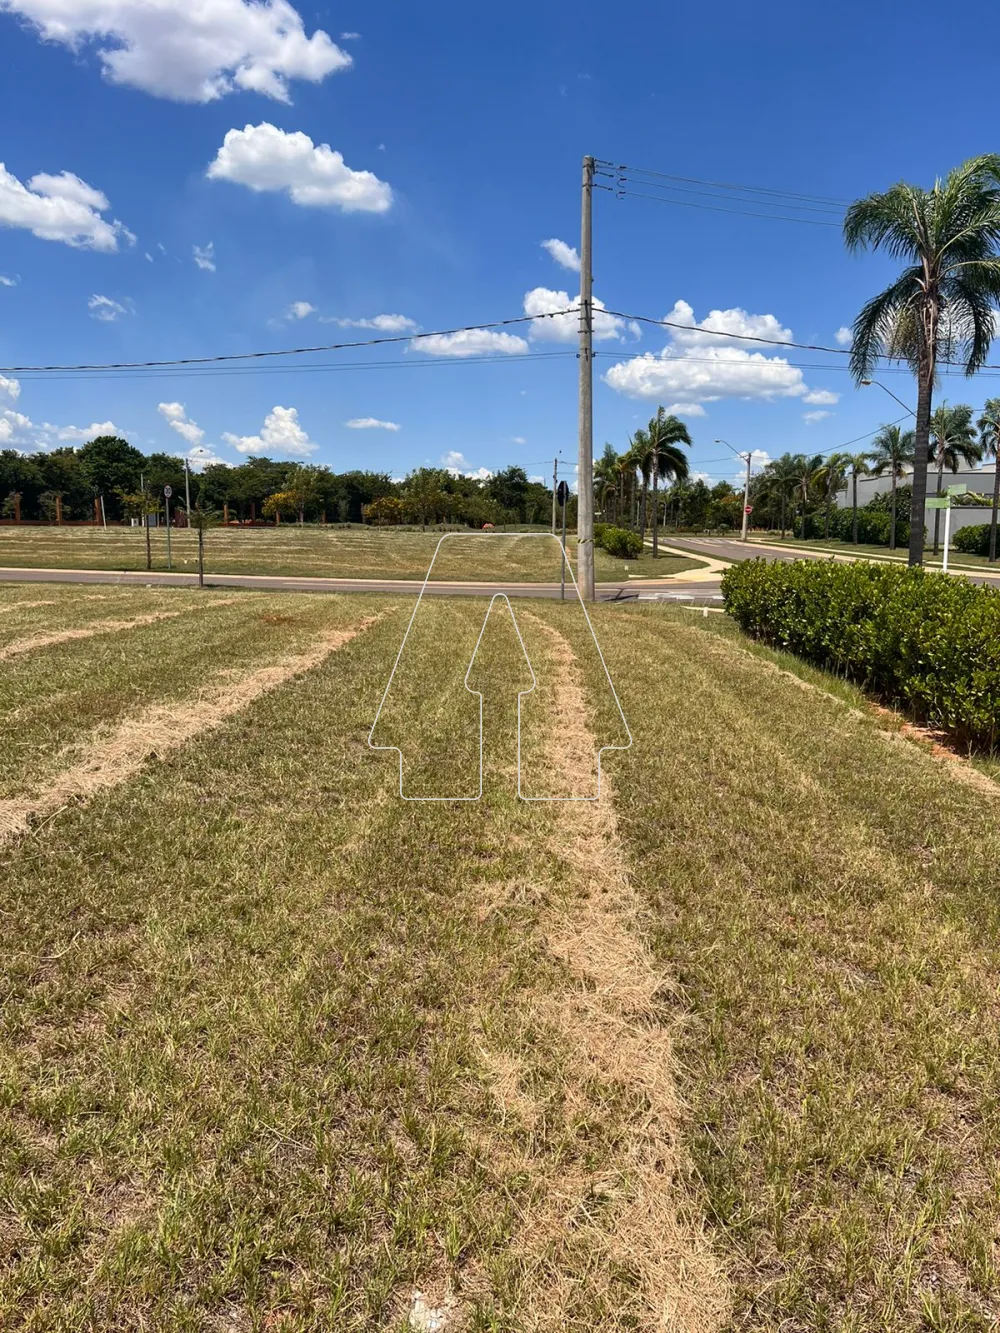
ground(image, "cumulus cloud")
xmin=441 ymin=451 xmax=491 ymax=480
xmin=0 ymin=163 xmax=130 ymax=250
xmin=523 ymin=286 xmax=627 ymax=343
xmin=1 ymin=0 xmax=351 ymax=103
xmin=540 ymin=237 xmax=580 ymax=272
xmin=284 ymin=300 xmax=314 ymax=320
xmin=604 ymin=298 xmax=835 ymax=409
xmin=207 ymin=122 xmax=392 ymax=212
xmin=88 ymin=293 xmax=133 ymax=321
xmin=340 ymin=30 xmax=360 ymax=39
xmin=52 ymin=420 xmax=121 ymax=441
xmin=802 ymin=388 xmax=839 ymax=405
xmin=803 ymin=410 xmax=832 ymax=424
xmin=158 ymin=401 xmax=206 ymax=446
xmin=511 ymin=435 xmax=526 ymax=444
xmin=664 ymin=402 xmax=706 ymax=417
xmin=0 ymin=375 xmax=20 ymax=400
xmin=345 ymin=417 xmax=400 ymax=431
xmin=321 ymin=312 xmax=418 ymax=332
xmin=835 ymin=326 xmax=852 ymax=346
xmin=0 ymin=409 xmax=34 ymax=444
xmin=193 ymin=242 xmax=216 ymax=271
xmin=0 ymin=274 xmax=17 ymax=286
xmin=223 ymin=404 xmax=316 ymax=457
xmin=413 ymin=328 xmax=528 ymax=357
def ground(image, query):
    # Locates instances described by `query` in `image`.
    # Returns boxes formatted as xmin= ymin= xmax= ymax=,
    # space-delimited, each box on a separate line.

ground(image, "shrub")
xmin=721 ymin=558 xmax=1000 ymax=749
xmin=600 ymin=526 xmax=643 ymax=559
xmin=593 ymin=521 xmax=609 ymax=549
xmin=954 ymin=523 xmax=991 ymax=557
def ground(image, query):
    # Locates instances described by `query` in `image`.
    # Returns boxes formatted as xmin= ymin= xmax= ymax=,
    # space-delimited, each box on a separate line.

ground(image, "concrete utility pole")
xmin=577 ymin=154 xmax=595 ymax=602
xmin=741 ymin=451 xmax=752 ymax=541
xmin=184 ymin=457 xmax=192 ymax=526
xmin=551 ymin=456 xmax=558 ymax=534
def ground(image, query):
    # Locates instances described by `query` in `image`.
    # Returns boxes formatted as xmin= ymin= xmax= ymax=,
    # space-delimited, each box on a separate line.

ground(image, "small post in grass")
xmin=163 ymin=485 xmax=173 ymax=570
xmin=557 ymin=479 xmax=570 ymax=600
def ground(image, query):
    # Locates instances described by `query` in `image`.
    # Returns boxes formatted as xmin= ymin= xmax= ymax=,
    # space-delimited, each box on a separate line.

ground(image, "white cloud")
xmin=523 ymin=287 xmax=627 ymax=342
xmin=662 ymin=299 xmax=794 ymax=351
xmin=321 ymin=312 xmax=418 ymax=332
xmin=414 ymin=328 xmax=529 ymax=357
xmin=345 ymin=417 xmax=400 ymax=431
xmin=193 ymin=242 xmax=216 ymax=271
xmin=88 ymin=293 xmax=133 ymax=321
xmin=178 ymin=445 xmax=222 ymax=470
xmin=207 ymin=122 xmax=392 ymax=212
xmin=285 ymin=299 xmax=314 ymax=320
xmin=0 ymin=163 xmax=129 ymax=251
xmin=53 ymin=420 xmax=120 ymax=441
xmin=540 ymin=237 xmax=580 ymax=272
xmin=2 ymin=0 xmax=351 ymax=103
xmin=529 ymin=474 xmax=544 ymax=484
xmin=0 ymin=274 xmax=17 ymax=286
xmin=144 ymin=251 xmax=153 ymax=262
xmin=803 ymin=410 xmax=832 ymax=424
xmin=0 ymin=375 xmax=20 ymax=400
xmin=604 ymin=298 xmax=830 ymax=408
xmin=222 ymin=404 xmax=316 ymax=457
xmin=0 ymin=409 xmax=35 ymax=444
xmin=664 ymin=402 xmax=706 ymax=418
xmin=158 ymin=401 xmax=206 ymax=446
xmin=835 ymin=326 xmax=852 ymax=346
xmin=750 ymin=449 xmax=771 ymax=468
xmin=340 ymin=30 xmax=360 ymax=39
xmin=802 ymin=388 xmax=839 ymax=405
xmin=441 ymin=451 xmax=491 ymax=480
xmin=511 ymin=435 xmax=526 ymax=444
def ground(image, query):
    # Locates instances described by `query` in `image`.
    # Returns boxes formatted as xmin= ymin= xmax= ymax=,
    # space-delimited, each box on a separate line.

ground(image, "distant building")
xmin=839 ymin=463 xmax=997 ymax=536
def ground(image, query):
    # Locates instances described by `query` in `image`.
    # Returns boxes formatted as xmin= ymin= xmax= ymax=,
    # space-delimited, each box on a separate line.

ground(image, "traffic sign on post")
xmin=556 ymin=481 xmax=570 ymax=506
xmin=163 ymin=485 xmax=173 ymax=498
xmin=744 ymin=504 xmax=753 ymax=515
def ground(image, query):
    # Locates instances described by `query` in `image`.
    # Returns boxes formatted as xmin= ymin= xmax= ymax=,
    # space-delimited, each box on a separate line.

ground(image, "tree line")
xmin=0 ymin=435 xmax=557 ymax=528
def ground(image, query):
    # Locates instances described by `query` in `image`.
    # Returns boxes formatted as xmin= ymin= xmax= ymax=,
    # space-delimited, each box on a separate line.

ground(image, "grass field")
xmin=0 ymin=527 xmax=704 ymax=583
xmin=4 ymin=582 xmax=1000 ymax=1329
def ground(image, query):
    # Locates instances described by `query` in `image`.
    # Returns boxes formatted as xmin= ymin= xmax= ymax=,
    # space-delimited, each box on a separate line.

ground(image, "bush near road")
xmin=722 ymin=557 xmax=1000 ymax=749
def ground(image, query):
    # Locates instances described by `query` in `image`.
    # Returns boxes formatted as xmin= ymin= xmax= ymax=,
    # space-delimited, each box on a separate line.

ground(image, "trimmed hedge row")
xmin=954 ymin=522 xmax=999 ymax=557
xmin=721 ymin=558 xmax=1000 ymax=749
xmin=594 ymin=523 xmax=644 ymax=559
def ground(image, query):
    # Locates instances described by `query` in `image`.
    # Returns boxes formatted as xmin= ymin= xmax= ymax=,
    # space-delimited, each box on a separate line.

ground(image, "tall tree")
xmin=790 ymin=453 xmax=825 ymax=537
xmin=845 ymin=154 xmax=1000 ymax=565
xmin=637 ymin=408 xmax=692 ymax=557
xmin=762 ymin=454 xmax=800 ymax=538
xmin=816 ymin=452 xmax=851 ymax=539
xmin=978 ymin=398 xmax=1000 ymax=562
xmin=928 ymin=402 xmax=982 ymax=553
xmin=845 ymin=452 xmax=872 ymax=544
xmin=868 ymin=424 xmax=915 ymax=550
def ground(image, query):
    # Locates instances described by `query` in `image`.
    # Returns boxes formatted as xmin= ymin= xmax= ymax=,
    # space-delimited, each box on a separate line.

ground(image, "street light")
xmin=860 ymin=379 xmax=916 ymax=418
xmin=183 ymin=447 xmax=208 ymax=526
xmin=715 ymin=437 xmax=754 ymax=541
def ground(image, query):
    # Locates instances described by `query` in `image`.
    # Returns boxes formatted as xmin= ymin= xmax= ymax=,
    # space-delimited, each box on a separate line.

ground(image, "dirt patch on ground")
xmin=0 ymin=611 xmax=183 ymax=661
xmin=493 ymin=613 xmax=730 ymax=1333
xmin=0 ymin=617 xmax=380 ymax=845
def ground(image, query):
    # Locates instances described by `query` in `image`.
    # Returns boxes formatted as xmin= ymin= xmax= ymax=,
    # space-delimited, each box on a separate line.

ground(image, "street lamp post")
xmin=715 ymin=438 xmax=753 ymax=540
xmin=860 ymin=379 xmax=917 ymax=418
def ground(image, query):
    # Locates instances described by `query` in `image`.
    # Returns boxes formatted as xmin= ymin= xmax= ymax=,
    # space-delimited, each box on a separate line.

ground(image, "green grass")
xmin=6 ymin=587 xmax=1000 ymax=1328
xmin=0 ymin=526 xmax=705 ymax=583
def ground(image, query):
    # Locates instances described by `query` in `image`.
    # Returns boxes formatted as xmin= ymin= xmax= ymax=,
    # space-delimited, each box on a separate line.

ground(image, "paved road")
xmin=0 ymin=564 xmax=724 ymax=603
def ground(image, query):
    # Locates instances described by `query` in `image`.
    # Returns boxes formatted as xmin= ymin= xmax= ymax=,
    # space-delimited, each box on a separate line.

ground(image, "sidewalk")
xmin=640 ymin=539 xmax=730 ymax=582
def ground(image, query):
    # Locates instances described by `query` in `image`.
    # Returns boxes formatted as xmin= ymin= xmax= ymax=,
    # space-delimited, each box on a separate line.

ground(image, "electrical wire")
xmin=604 ymin=186 xmax=843 ymax=226
xmin=0 ymin=309 xmax=574 ymax=375
xmin=594 ymin=159 xmax=851 ymax=208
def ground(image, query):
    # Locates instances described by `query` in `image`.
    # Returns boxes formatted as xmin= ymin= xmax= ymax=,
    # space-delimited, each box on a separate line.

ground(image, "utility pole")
xmin=184 ymin=457 xmax=192 ymax=528
xmin=551 ymin=457 xmax=558 ymax=534
xmin=577 ymin=154 xmax=595 ymax=602
xmin=741 ymin=451 xmax=752 ymax=541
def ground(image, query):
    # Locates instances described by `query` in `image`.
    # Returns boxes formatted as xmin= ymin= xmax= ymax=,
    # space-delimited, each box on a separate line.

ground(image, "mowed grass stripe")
xmin=587 ymin=606 xmax=1000 ymax=1330
xmin=0 ymin=594 xmax=361 ymax=800
xmin=0 ymin=597 xmax=713 ymax=1332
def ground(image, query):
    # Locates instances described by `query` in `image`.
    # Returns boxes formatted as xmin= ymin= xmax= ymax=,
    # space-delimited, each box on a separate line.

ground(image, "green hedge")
xmin=721 ymin=558 xmax=1000 ymax=749
xmin=595 ymin=525 xmax=643 ymax=559
xmin=954 ymin=523 xmax=994 ymax=557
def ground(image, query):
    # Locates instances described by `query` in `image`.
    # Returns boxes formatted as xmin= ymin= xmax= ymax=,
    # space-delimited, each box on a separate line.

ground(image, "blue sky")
xmin=2 ymin=0 xmax=1000 ymax=488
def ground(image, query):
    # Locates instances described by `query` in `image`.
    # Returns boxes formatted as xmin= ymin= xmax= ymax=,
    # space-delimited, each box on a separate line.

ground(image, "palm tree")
xmin=844 ymin=154 xmax=1000 ymax=565
xmin=816 ymin=452 xmax=851 ymax=539
xmin=761 ymin=454 xmax=800 ymax=538
xmin=633 ymin=408 xmax=692 ymax=557
xmin=928 ymin=402 xmax=982 ymax=554
xmin=868 ymin=424 xmax=914 ymax=550
xmin=594 ymin=444 xmax=619 ymax=523
xmin=790 ymin=453 xmax=825 ymax=537
xmin=845 ymin=452 xmax=871 ymax=544
xmin=615 ymin=449 xmax=637 ymax=531
xmin=978 ymin=399 xmax=1000 ymax=562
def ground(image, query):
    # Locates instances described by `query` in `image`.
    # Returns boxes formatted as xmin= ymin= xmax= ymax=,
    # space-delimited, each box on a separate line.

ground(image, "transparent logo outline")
xmin=367 ymin=533 xmax=633 ymax=801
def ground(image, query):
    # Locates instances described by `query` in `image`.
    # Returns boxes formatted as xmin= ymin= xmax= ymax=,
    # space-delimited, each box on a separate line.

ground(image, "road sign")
xmin=925 ymin=498 xmax=949 ymax=509
xmin=947 ymin=483 xmax=968 ymax=497
xmin=556 ymin=481 xmax=570 ymax=505
xmin=744 ymin=504 xmax=753 ymax=514
xmin=163 ymin=485 xmax=173 ymax=498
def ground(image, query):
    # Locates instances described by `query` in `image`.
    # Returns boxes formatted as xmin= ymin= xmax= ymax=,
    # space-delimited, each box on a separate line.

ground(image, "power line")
xmin=603 ymin=174 xmax=844 ymax=218
xmin=594 ymin=159 xmax=851 ymax=208
xmin=599 ymin=184 xmax=843 ymax=226
xmin=0 ymin=310 xmax=574 ymax=375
